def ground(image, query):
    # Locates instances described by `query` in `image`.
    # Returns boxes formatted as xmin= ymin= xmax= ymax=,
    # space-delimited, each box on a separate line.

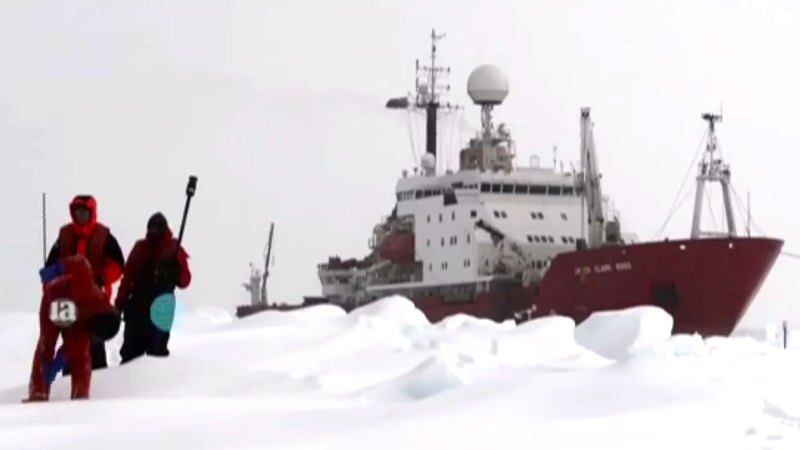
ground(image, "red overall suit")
xmin=26 ymin=255 xmax=116 ymax=401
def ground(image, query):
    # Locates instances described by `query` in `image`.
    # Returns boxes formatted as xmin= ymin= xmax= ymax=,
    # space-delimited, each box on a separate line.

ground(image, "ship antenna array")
xmin=416 ymin=29 xmax=449 ymax=108
xmin=386 ymin=29 xmax=461 ymax=173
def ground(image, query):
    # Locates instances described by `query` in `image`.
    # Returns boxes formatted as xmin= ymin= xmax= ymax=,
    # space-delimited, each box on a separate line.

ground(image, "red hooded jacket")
xmin=114 ymin=226 xmax=191 ymax=311
xmin=46 ymin=195 xmax=125 ymax=302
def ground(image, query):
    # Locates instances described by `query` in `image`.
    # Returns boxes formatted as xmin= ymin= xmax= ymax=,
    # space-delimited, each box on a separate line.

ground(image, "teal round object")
xmin=150 ymin=293 xmax=176 ymax=332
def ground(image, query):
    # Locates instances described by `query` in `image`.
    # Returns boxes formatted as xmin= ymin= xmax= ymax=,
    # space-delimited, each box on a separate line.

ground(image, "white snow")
xmin=1 ymin=296 xmax=799 ymax=449
xmin=574 ymin=305 xmax=674 ymax=360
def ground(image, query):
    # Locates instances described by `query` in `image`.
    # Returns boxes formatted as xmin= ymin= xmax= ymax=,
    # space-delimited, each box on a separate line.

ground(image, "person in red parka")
xmin=46 ymin=194 xmax=125 ymax=370
xmin=26 ymin=255 xmax=120 ymax=401
xmin=115 ymin=212 xmax=191 ymax=363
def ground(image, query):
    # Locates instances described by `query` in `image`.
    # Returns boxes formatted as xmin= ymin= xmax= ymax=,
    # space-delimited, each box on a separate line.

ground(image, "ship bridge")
xmin=395 ymin=167 xmax=579 ymax=204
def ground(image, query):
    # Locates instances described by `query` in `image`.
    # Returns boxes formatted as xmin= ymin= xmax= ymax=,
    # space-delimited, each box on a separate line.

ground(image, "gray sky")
xmin=1 ymin=0 xmax=798 ymax=329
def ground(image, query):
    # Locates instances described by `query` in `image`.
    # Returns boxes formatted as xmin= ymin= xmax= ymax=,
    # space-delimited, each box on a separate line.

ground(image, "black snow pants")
xmin=119 ymin=295 xmax=171 ymax=364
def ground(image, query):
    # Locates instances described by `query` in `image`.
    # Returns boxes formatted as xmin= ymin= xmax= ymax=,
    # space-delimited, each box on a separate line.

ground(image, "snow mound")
xmin=348 ymin=296 xmax=430 ymax=333
xmin=343 ymin=313 xmax=412 ymax=352
xmin=705 ymin=335 xmax=777 ymax=359
xmin=231 ymin=304 xmax=346 ymax=329
xmin=435 ymin=313 xmax=515 ymax=333
xmin=496 ymin=316 xmax=612 ymax=368
xmin=407 ymin=314 xmax=507 ymax=362
xmin=172 ymin=305 xmax=234 ymax=332
xmin=642 ymin=333 xmax=711 ymax=358
xmin=359 ymin=352 xmax=472 ymax=401
xmin=574 ymin=306 xmax=673 ymax=360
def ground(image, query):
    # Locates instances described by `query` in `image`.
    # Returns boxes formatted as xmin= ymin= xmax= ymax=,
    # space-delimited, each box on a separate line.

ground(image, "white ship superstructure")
xmin=317 ymin=31 xmax=629 ymax=309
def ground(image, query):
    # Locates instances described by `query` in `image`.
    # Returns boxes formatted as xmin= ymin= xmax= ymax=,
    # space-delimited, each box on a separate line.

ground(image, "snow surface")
xmin=1 ymin=295 xmax=799 ymax=449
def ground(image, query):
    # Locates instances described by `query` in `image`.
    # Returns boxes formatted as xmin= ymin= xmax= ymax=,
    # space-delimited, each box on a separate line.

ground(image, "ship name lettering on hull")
xmin=574 ymin=261 xmax=632 ymax=276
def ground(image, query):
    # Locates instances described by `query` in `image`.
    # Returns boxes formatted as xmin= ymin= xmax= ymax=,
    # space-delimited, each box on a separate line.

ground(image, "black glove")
xmin=89 ymin=310 xmax=121 ymax=341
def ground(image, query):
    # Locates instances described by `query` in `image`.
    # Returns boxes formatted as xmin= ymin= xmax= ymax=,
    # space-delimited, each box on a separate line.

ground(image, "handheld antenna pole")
xmin=176 ymin=176 xmax=198 ymax=249
xmin=157 ymin=175 xmax=198 ymax=293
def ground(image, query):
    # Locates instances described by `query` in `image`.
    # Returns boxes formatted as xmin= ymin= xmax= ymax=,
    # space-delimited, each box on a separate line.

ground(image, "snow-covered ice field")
xmin=1 ymin=296 xmax=798 ymax=449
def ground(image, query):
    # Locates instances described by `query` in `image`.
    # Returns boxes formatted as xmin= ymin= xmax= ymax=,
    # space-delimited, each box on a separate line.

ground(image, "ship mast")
xmin=690 ymin=113 xmax=737 ymax=238
xmin=422 ymin=29 xmax=448 ymax=159
xmin=241 ymin=222 xmax=275 ymax=308
xmin=260 ymin=222 xmax=275 ymax=304
xmin=386 ymin=29 xmax=453 ymax=172
xmin=578 ymin=107 xmax=605 ymax=248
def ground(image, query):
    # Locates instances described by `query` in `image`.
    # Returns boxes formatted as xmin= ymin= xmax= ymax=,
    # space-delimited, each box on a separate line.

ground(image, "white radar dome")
xmin=467 ymin=64 xmax=509 ymax=105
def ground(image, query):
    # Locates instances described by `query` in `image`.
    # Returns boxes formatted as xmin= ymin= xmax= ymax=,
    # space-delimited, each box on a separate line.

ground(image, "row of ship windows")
xmin=481 ymin=183 xmax=576 ymax=196
xmin=427 ymin=235 xmax=472 ymax=247
xmin=427 ymin=210 xmax=569 ymax=223
xmin=397 ymin=183 xmax=578 ymax=201
xmin=428 ymin=258 xmax=552 ymax=272
xmin=494 ymin=210 xmax=569 ymax=221
xmin=430 ymin=260 xmax=472 ymax=271
xmin=426 ymin=234 xmax=577 ymax=247
xmin=527 ymin=235 xmax=578 ymax=244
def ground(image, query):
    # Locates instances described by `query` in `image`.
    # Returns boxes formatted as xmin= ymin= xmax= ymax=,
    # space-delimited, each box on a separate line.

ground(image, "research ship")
xmin=308 ymin=30 xmax=782 ymax=336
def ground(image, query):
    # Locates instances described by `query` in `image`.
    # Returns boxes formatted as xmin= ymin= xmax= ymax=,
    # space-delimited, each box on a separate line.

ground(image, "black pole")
xmin=176 ymin=175 xmax=197 ymax=249
xmin=156 ymin=175 xmax=198 ymax=293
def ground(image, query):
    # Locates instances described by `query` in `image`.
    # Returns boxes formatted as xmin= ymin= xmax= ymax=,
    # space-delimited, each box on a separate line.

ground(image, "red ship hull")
xmin=407 ymin=237 xmax=782 ymax=337
xmin=536 ymin=237 xmax=783 ymax=336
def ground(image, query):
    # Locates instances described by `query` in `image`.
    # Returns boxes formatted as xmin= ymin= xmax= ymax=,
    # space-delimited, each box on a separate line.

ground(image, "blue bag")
xmin=39 ymin=261 xmax=66 ymax=284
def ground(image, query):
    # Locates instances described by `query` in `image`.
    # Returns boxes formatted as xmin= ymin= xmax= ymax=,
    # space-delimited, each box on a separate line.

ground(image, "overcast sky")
xmin=1 ymin=0 xmax=798 ymax=329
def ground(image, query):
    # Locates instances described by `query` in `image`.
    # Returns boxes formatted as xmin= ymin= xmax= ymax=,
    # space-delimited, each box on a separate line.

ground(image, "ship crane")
xmin=237 ymin=222 xmax=275 ymax=318
xmin=474 ymin=219 xmax=539 ymax=286
xmin=577 ymin=108 xmax=605 ymax=249
xmin=576 ymin=108 xmax=625 ymax=249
